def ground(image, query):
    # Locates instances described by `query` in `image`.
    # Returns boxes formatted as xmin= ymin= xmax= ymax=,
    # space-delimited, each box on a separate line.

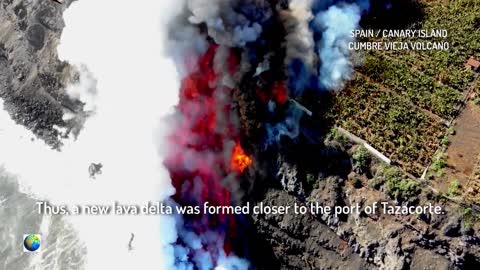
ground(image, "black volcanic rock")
xmin=0 ymin=0 xmax=81 ymax=147
xmin=26 ymin=24 xmax=46 ymax=50
xmin=251 ymin=190 xmax=374 ymax=270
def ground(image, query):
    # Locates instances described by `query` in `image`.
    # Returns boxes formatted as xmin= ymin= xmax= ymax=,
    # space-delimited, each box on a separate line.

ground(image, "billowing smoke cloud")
xmin=186 ymin=0 xmax=270 ymax=47
xmin=314 ymin=3 xmax=362 ymax=90
xmin=282 ymin=0 xmax=316 ymax=97
xmin=173 ymin=213 xmax=250 ymax=270
xmin=163 ymin=42 xmax=250 ymax=269
xmin=263 ymin=0 xmax=368 ymax=145
xmin=64 ymin=64 xmax=98 ymax=112
xmin=264 ymin=101 xmax=304 ymax=147
xmin=163 ymin=0 xmax=369 ymax=268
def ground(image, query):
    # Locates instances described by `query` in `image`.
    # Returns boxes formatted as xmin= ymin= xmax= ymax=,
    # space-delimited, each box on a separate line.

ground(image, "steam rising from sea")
xmin=0 ymin=0 xmax=182 ymax=268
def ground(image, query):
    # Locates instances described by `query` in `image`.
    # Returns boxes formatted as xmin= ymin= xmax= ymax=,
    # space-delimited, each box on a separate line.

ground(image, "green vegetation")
xmin=369 ymin=177 xmax=384 ymax=190
xmin=463 ymin=207 xmax=480 ymax=229
xmin=326 ymin=128 xmax=349 ymax=145
xmin=447 ymin=179 xmax=461 ymax=197
xmin=352 ymin=146 xmax=371 ymax=174
xmin=441 ymin=136 xmax=450 ymax=147
xmin=359 ymin=54 xmax=461 ymax=118
xmin=447 ymin=127 xmax=456 ymax=136
xmin=377 ymin=0 xmax=480 ymax=94
xmin=370 ymin=165 xmax=420 ymax=202
xmin=431 ymin=153 xmax=447 ymax=176
xmin=474 ymin=97 xmax=480 ymax=106
xmin=329 ymin=0 xmax=479 ymax=177
xmin=464 ymin=207 xmax=473 ymax=217
xmin=328 ymin=77 xmax=444 ymax=176
xmin=433 ymin=190 xmax=448 ymax=203
xmin=386 ymin=178 xmax=420 ymax=202
xmin=383 ymin=166 xmax=420 ymax=202
xmin=305 ymin=173 xmax=318 ymax=191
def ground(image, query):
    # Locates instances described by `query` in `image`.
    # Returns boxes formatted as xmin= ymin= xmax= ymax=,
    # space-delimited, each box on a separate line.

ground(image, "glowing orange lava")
xmin=231 ymin=143 xmax=252 ymax=173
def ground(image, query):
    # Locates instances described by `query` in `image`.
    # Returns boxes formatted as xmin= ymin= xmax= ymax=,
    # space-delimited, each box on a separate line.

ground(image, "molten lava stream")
xmin=231 ymin=143 xmax=253 ymax=173
xmin=165 ymin=44 xmax=252 ymax=262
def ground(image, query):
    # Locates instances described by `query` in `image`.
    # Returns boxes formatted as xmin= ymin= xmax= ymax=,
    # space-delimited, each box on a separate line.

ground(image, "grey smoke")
xmin=186 ymin=0 xmax=271 ymax=47
xmin=166 ymin=22 xmax=208 ymax=77
xmin=282 ymin=0 xmax=316 ymax=70
xmin=170 ymin=201 xmax=250 ymax=270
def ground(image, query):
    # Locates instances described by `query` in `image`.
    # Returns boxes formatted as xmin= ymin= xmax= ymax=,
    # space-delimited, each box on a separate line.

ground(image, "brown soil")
xmin=441 ymin=103 xmax=480 ymax=193
xmin=410 ymin=248 xmax=450 ymax=270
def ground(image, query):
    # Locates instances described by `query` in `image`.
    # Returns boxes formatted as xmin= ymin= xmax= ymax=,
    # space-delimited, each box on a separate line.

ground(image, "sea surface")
xmin=0 ymin=169 xmax=86 ymax=270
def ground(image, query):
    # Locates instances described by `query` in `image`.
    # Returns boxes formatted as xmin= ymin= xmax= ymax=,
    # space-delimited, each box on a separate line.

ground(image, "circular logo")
xmin=23 ymin=234 xmax=41 ymax=252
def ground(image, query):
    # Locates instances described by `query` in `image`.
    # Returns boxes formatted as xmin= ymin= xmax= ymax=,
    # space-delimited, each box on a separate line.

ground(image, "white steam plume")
xmin=315 ymin=4 xmax=361 ymax=90
xmin=0 ymin=0 xmax=185 ymax=269
xmin=186 ymin=0 xmax=269 ymax=47
xmin=64 ymin=64 xmax=98 ymax=112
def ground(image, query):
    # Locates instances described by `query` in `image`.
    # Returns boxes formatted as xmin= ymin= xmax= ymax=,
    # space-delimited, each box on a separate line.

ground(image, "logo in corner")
xmin=23 ymin=234 xmax=41 ymax=252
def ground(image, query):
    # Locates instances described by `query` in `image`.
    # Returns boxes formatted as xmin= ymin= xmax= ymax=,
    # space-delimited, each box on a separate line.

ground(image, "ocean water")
xmin=0 ymin=169 xmax=86 ymax=270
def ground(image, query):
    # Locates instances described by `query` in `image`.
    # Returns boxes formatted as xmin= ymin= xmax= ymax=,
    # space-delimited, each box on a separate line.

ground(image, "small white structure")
xmin=337 ymin=127 xmax=392 ymax=164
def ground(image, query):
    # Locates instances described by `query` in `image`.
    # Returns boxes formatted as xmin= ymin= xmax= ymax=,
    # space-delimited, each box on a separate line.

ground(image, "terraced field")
xmin=328 ymin=0 xmax=480 ymax=177
xmin=358 ymin=54 xmax=462 ymax=119
xmin=328 ymin=77 xmax=444 ymax=175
